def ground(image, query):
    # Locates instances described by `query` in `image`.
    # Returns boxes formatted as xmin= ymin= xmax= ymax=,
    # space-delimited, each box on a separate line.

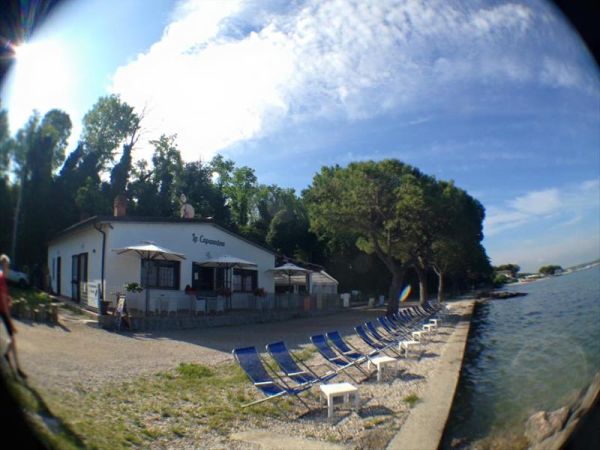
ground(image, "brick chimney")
xmin=113 ymin=194 xmax=127 ymax=217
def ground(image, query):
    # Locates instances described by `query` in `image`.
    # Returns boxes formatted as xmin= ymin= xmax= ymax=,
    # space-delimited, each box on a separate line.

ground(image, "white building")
xmin=47 ymin=216 xmax=276 ymax=312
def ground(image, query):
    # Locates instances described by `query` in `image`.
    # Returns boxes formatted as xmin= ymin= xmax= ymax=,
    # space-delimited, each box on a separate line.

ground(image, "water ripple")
xmin=445 ymin=266 xmax=600 ymax=443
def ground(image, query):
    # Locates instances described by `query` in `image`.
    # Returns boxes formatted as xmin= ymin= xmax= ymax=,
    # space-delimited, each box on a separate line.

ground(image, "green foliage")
xmin=124 ymin=282 xmax=144 ymax=293
xmin=495 ymin=264 xmax=520 ymax=277
xmin=403 ymin=394 xmax=420 ymax=407
xmin=538 ymin=265 xmax=562 ymax=275
xmin=493 ymin=274 xmax=509 ymax=286
xmin=81 ymin=94 xmax=140 ymax=170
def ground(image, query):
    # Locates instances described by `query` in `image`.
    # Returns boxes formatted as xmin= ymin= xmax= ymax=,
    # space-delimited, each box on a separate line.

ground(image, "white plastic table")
xmin=422 ymin=323 xmax=435 ymax=333
xmin=319 ymin=382 xmax=359 ymax=419
xmin=399 ymin=339 xmax=419 ymax=357
xmin=368 ymin=355 xmax=398 ymax=381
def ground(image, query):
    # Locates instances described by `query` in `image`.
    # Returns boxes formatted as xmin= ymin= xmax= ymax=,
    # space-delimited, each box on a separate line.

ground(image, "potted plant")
xmin=125 ymin=282 xmax=144 ymax=293
xmin=253 ymin=287 xmax=266 ymax=297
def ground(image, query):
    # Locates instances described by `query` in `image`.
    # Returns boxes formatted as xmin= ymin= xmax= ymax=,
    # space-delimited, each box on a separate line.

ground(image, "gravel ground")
xmin=12 ymin=301 xmax=471 ymax=449
xmin=15 ymin=307 xmax=384 ymax=394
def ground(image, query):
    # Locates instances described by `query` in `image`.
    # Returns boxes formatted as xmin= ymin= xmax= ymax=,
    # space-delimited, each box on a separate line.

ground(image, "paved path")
xmin=387 ymin=300 xmax=475 ymax=450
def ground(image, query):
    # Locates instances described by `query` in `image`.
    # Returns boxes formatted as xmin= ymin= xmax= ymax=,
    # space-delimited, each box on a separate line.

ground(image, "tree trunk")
xmin=10 ymin=181 xmax=24 ymax=263
xmin=387 ymin=267 xmax=405 ymax=314
xmin=414 ymin=264 xmax=428 ymax=305
xmin=437 ymin=270 xmax=446 ymax=303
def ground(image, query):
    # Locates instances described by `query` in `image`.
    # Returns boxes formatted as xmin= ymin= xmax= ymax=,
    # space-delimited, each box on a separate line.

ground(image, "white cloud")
xmin=485 ymin=180 xmax=600 ymax=237
xmin=109 ymin=0 xmax=595 ymax=162
xmin=509 ymin=188 xmax=561 ymax=215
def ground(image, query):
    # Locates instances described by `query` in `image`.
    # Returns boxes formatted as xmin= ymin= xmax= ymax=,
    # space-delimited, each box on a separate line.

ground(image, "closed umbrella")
xmin=113 ymin=241 xmax=186 ymax=315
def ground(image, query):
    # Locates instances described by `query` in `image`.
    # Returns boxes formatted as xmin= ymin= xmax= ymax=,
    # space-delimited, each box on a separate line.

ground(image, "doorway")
xmin=71 ymin=253 xmax=88 ymax=303
xmin=56 ymin=257 xmax=61 ymax=296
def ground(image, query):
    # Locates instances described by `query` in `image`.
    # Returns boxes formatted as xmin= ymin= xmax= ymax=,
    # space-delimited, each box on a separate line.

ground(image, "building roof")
xmin=48 ymin=216 xmax=276 ymax=255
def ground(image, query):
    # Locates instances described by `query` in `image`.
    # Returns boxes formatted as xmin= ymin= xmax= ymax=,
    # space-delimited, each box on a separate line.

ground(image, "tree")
xmin=539 ymin=265 xmax=563 ymax=275
xmin=9 ymin=110 xmax=72 ymax=266
xmin=496 ymin=264 xmax=520 ymax=278
xmin=305 ymin=160 xmax=426 ymax=311
xmin=81 ymin=94 xmax=140 ymax=171
xmin=431 ymin=181 xmax=487 ymax=301
xmin=0 ymin=109 xmax=13 ymax=252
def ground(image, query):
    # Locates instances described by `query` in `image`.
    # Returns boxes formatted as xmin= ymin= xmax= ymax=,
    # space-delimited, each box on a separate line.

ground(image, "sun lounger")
xmin=265 ymin=341 xmax=337 ymax=387
xmin=309 ymin=334 xmax=369 ymax=382
xmin=365 ymin=322 xmax=407 ymax=356
xmin=355 ymin=324 xmax=402 ymax=357
xmin=326 ymin=330 xmax=379 ymax=360
xmin=232 ymin=346 xmax=311 ymax=410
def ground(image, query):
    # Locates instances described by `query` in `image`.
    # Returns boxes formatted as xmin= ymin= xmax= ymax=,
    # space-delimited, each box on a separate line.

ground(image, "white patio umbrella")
xmin=113 ymin=241 xmax=186 ymax=315
xmin=197 ymin=255 xmax=257 ymax=309
xmin=268 ymin=263 xmax=311 ymax=294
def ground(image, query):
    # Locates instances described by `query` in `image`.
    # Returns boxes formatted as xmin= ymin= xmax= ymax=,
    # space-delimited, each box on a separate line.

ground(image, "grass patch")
xmin=292 ymin=346 xmax=316 ymax=362
xmin=9 ymin=286 xmax=53 ymax=308
xmin=363 ymin=416 xmax=387 ymax=429
xmin=35 ymin=361 xmax=295 ymax=449
xmin=3 ymin=368 xmax=87 ymax=450
xmin=403 ymin=394 xmax=420 ymax=408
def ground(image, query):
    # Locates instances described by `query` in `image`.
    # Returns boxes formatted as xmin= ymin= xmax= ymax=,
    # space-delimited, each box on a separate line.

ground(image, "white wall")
xmin=104 ymin=221 xmax=275 ymax=300
xmin=47 ymin=226 xmax=104 ymax=308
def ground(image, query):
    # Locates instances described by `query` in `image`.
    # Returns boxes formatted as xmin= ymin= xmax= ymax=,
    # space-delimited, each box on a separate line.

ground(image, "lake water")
xmin=444 ymin=265 xmax=600 ymax=445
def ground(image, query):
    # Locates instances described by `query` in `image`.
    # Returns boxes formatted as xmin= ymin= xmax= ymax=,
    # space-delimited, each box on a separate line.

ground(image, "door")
xmin=192 ymin=264 xmax=215 ymax=293
xmin=79 ymin=253 xmax=88 ymax=304
xmin=70 ymin=253 xmax=88 ymax=303
xmin=71 ymin=255 xmax=79 ymax=301
xmin=56 ymin=257 xmax=61 ymax=296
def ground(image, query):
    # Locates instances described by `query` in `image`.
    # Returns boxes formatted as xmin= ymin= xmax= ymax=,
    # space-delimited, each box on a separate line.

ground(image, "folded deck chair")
xmin=232 ymin=346 xmax=311 ymax=410
xmin=266 ymin=341 xmax=337 ymax=387
xmin=309 ymin=334 xmax=368 ymax=382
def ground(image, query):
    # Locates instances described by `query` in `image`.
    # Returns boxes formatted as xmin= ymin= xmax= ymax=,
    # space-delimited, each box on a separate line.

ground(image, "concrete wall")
xmin=47 ymin=226 xmax=104 ymax=308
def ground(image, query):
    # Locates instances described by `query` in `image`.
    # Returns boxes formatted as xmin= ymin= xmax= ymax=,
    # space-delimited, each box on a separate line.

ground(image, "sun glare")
xmin=7 ymin=38 xmax=75 ymax=126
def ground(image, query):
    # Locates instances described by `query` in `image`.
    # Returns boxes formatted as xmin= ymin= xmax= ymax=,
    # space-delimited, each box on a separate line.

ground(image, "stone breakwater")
xmin=525 ymin=371 xmax=600 ymax=450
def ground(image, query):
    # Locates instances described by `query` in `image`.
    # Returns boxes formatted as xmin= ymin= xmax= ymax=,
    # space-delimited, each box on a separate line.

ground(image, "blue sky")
xmin=1 ymin=0 xmax=599 ymax=272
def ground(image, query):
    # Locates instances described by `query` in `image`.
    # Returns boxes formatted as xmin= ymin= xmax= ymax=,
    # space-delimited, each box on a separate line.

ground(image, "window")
xmin=232 ymin=269 xmax=257 ymax=293
xmin=141 ymin=260 xmax=180 ymax=290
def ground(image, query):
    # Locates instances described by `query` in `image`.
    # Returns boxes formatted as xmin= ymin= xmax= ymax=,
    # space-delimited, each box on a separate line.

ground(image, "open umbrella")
xmin=113 ymin=241 xmax=186 ymax=315
xmin=268 ymin=263 xmax=311 ymax=295
xmin=197 ymin=255 xmax=257 ymax=309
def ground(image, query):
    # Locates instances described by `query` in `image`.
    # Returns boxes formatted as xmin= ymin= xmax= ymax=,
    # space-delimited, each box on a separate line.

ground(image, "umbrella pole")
xmin=145 ymin=258 xmax=150 ymax=316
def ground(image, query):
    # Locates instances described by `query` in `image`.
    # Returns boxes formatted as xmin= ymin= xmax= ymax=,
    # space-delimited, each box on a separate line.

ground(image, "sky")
xmin=1 ymin=0 xmax=599 ymax=272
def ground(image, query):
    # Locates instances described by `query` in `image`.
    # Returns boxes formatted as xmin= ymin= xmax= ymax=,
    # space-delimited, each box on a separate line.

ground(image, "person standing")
xmin=0 ymin=254 xmax=26 ymax=379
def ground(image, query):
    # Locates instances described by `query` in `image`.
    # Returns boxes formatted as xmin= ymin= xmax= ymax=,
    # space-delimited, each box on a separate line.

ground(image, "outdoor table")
xmin=412 ymin=330 xmax=426 ymax=341
xmin=319 ymin=382 xmax=359 ymax=420
xmin=422 ymin=323 xmax=435 ymax=333
xmin=399 ymin=339 xmax=420 ymax=357
xmin=367 ymin=355 xmax=398 ymax=382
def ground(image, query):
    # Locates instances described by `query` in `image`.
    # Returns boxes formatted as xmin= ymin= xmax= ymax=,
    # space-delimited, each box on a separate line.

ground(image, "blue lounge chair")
xmin=355 ymin=324 xmax=402 ymax=357
xmin=232 ymin=346 xmax=311 ymax=410
xmin=309 ymin=334 xmax=368 ymax=382
xmin=266 ymin=341 xmax=337 ymax=387
xmin=327 ymin=330 xmax=379 ymax=360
